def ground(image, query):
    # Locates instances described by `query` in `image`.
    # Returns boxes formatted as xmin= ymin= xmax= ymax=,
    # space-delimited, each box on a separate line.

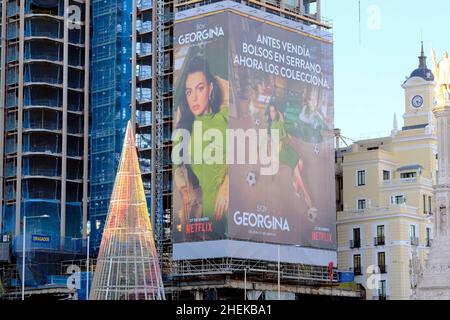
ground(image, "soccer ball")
xmin=313 ymin=144 xmax=320 ymax=155
xmin=246 ymin=171 xmax=257 ymax=187
xmin=307 ymin=208 xmax=318 ymax=223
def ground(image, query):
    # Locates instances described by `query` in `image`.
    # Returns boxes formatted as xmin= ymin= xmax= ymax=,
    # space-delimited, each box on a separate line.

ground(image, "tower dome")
xmin=407 ymin=42 xmax=434 ymax=82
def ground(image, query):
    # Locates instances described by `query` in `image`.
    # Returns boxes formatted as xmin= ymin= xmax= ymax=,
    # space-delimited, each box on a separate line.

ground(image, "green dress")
xmin=271 ymin=119 xmax=300 ymax=170
xmin=189 ymin=107 xmax=228 ymax=222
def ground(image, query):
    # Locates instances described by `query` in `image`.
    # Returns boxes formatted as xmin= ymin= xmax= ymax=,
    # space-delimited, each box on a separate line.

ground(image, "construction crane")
xmin=334 ymin=128 xmax=355 ymax=148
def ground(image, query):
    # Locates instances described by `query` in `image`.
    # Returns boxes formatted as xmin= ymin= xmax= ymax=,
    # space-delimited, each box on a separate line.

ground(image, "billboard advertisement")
xmin=172 ymin=9 xmax=335 ymax=251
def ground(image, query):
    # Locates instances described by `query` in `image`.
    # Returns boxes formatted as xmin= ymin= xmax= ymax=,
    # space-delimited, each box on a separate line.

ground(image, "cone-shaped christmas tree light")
xmin=90 ymin=121 xmax=165 ymax=300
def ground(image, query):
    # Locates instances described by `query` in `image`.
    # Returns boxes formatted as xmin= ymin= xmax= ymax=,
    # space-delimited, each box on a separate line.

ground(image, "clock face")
xmin=411 ymin=95 xmax=424 ymax=108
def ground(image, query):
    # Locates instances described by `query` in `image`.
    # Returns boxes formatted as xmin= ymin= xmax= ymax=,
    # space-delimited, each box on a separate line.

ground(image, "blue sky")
xmin=322 ymin=0 xmax=450 ymax=141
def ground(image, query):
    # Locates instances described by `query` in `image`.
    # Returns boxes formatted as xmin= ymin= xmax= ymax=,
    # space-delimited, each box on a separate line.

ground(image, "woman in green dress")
xmin=265 ymin=102 xmax=317 ymax=215
xmin=174 ymin=56 xmax=228 ymax=236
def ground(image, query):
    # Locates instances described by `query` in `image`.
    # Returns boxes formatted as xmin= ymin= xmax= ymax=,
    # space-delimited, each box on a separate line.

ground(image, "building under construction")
xmin=0 ymin=0 xmax=365 ymax=300
xmin=0 ymin=0 xmax=90 ymax=298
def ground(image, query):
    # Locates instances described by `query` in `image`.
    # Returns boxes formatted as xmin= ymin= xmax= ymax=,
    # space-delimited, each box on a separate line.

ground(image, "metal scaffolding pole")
xmin=151 ymin=0 xmax=165 ymax=261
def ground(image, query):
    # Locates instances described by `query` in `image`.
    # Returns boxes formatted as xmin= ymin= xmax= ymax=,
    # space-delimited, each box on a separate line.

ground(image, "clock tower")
xmin=401 ymin=42 xmax=436 ymax=129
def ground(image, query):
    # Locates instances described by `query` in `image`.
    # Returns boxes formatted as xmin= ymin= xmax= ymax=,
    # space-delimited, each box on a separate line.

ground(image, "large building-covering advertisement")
xmin=172 ymin=8 xmax=335 ymax=256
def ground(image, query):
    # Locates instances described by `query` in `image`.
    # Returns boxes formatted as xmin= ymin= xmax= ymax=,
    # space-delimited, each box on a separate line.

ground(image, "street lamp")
xmin=22 ymin=214 xmax=50 ymax=300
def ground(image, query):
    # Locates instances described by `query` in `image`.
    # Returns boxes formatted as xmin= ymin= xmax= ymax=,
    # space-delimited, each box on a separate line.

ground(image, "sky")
xmin=321 ymin=0 xmax=450 ymax=141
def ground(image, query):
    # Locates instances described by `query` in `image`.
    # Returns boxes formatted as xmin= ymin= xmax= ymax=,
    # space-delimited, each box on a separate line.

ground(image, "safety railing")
xmin=171 ymin=257 xmax=339 ymax=284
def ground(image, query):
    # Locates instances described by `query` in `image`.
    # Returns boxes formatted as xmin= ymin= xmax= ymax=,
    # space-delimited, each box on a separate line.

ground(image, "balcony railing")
xmin=410 ymin=237 xmax=419 ymax=246
xmin=378 ymin=264 xmax=387 ymax=274
xmin=350 ymin=239 xmax=361 ymax=249
xmin=23 ymin=168 xmax=60 ymax=178
xmin=426 ymin=239 xmax=432 ymax=247
xmin=373 ymin=294 xmax=389 ymax=301
xmin=381 ymin=176 xmax=433 ymax=188
xmin=338 ymin=204 xmax=418 ymax=220
xmin=374 ymin=236 xmax=385 ymax=246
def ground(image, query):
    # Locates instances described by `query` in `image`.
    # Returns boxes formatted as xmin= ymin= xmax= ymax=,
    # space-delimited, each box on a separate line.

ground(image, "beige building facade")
xmin=336 ymin=46 xmax=437 ymax=300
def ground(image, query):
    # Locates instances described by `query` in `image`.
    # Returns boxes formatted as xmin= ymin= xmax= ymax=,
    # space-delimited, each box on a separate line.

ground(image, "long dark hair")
xmin=265 ymin=99 xmax=280 ymax=137
xmin=177 ymin=56 xmax=223 ymax=132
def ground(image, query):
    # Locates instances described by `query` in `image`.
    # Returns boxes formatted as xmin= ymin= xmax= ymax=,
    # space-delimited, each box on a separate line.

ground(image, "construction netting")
xmin=0 ymin=0 xmax=87 ymax=291
xmin=90 ymin=0 xmax=132 ymax=252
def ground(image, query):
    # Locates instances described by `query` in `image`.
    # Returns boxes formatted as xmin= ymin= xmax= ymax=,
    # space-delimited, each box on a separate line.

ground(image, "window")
xmin=378 ymin=280 xmax=387 ymax=300
xmin=428 ymin=196 xmax=432 ymax=214
xmin=391 ymin=195 xmax=405 ymax=205
xmin=353 ymin=254 xmax=362 ymax=275
xmin=375 ymin=225 xmax=385 ymax=245
xmin=423 ymin=194 xmax=427 ymax=214
xmin=400 ymin=172 xmax=416 ymax=179
xmin=410 ymin=224 xmax=419 ymax=245
xmin=357 ymin=170 xmax=366 ymax=186
xmin=410 ymin=225 xmax=416 ymax=238
xmin=383 ymin=170 xmax=390 ymax=181
xmin=377 ymin=225 xmax=385 ymax=238
xmin=358 ymin=199 xmax=366 ymax=210
xmin=352 ymin=228 xmax=361 ymax=248
xmin=426 ymin=227 xmax=432 ymax=247
xmin=378 ymin=252 xmax=386 ymax=273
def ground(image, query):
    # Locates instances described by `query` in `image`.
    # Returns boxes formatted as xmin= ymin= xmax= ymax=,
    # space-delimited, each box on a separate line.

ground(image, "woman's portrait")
xmin=173 ymin=55 xmax=229 ymax=238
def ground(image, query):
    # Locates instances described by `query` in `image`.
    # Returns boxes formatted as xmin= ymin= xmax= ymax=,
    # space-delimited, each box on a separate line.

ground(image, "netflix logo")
xmin=186 ymin=222 xmax=213 ymax=234
xmin=311 ymin=231 xmax=333 ymax=243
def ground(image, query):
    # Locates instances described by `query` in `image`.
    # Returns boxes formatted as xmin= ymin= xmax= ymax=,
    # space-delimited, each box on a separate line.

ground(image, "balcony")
xmin=23 ymin=122 xmax=61 ymax=133
xmin=410 ymin=237 xmax=419 ymax=246
xmin=338 ymin=204 xmax=418 ymax=221
xmin=381 ymin=176 xmax=433 ymax=188
xmin=350 ymin=239 xmax=361 ymax=249
xmin=378 ymin=264 xmax=387 ymax=274
xmin=23 ymin=168 xmax=60 ymax=179
xmin=374 ymin=236 xmax=385 ymax=246
xmin=353 ymin=268 xmax=362 ymax=276
xmin=426 ymin=238 xmax=432 ymax=247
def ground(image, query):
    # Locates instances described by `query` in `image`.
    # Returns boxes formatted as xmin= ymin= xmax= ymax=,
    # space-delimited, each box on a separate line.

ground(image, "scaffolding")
xmin=171 ymin=258 xmax=338 ymax=284
xmin=90 ymin=122 xmax=165 ymax=300
xmin=89 ymin=1 xmax=173 ymax=282
xmin=0 ymin=0 xmax=89 ymax=290
xmin=90 ymin=0 xmax=132 ymax=252
xmin=152 ymin=0 xmax=165 ymax=266
xmin=133 ymin=0 xmax=173 ymax=277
